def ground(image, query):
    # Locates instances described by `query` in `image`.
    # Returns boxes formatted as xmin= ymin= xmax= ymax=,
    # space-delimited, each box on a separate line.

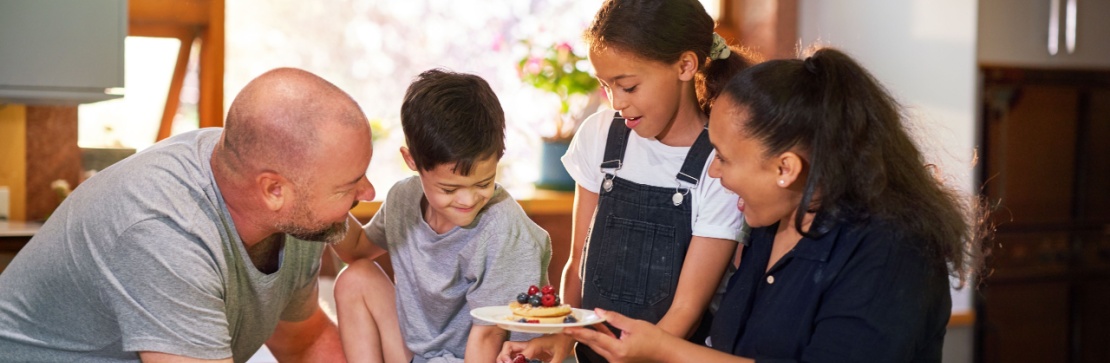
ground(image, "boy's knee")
xmin=335 ymin=259 xmax=390 ymax=296
xmin=335 ymin=259 xmax=372 ymax=295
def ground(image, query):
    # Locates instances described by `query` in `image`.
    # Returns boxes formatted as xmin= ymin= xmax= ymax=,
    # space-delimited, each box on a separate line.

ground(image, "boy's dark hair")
xmin=585 ymin=0 xmax=754 ymax=115
xmin=400 ymin=69 xmax=506 ymax=176
xmin=719 ymin=47 xmax=985 ymax=287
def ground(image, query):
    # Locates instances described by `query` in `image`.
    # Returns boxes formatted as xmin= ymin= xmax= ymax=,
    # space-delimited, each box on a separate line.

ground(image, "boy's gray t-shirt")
xmin=365 ymin=176 xmax=552 ymax=362
xmin=0 ymin=129 xmax=323 ymax=362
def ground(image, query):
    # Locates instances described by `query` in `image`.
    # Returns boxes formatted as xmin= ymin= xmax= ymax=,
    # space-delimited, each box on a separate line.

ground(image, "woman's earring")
xmin=778 ymin=180 xmax=785 ymax=186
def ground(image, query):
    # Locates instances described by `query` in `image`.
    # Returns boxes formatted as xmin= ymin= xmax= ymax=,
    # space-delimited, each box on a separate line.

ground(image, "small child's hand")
xmin=509 ymin=353 xmax=544 ymax=363
xmin=496 ymin=334 xmax=574 ymax=363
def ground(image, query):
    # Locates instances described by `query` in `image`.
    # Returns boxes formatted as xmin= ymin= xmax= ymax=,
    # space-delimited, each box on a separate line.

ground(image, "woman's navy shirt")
xmin=708 ymin=217 xmax=951 ymax=362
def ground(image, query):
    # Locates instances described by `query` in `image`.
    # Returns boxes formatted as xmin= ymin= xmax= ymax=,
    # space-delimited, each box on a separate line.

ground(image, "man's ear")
xmin=676 ymin=50 xmax=700 ymax=82
xmin=775 ymin=151 xmax=805 ymax=188
xmin=399 ymin=146 xmax=419 ymax=172
xmin=257 ymin=171 xmax=289 ymax=212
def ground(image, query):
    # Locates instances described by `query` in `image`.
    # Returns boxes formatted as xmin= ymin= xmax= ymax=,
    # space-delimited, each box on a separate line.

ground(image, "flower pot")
xmin=535 ymin=139 xmax=575 ymax=191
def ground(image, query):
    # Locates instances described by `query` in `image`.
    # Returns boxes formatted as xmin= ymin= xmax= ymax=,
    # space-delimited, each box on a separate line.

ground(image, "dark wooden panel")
xmin=985 ymin=85 xmax=1078 ymax=226
xmin=978 ymin=69 xmax=1110 ymax=363
xmin=980 ymin=281 xmax=1070 ymax=363
xmin=0 ymin=236 xmax=31 ymax=274
xmin=1077 ymin=230 xmax=1110 ymax=273
xmin=1076 ymin=89 xmax=1110 ymax=223
xmin=987 ymin=231 xmax=1072 ymax=281
xmin=1077 ymin=279 xmax=1110 ymax=363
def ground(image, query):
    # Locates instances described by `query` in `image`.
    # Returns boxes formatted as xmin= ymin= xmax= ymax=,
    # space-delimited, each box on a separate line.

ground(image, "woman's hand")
xmin=562 ymin=309 xmax=675 ymax=363
xmin=496 ymin=333 xmax=575 ymax=363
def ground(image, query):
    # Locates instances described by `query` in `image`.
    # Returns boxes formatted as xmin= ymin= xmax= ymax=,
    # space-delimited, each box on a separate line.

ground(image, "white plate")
xmin=470 ymin=306 xmax=605 ymax=334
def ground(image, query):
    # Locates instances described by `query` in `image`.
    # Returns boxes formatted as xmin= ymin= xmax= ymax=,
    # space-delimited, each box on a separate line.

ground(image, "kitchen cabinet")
xmin=980 ymin=280 xmax=1070 ymax=363
xmin=979 ymin=0 xmax=1110 ymax=70
xmin=0 ymin=0 xmax=126 ymax=104
xmin=977 ymin=68 xmax=1110 ymax=363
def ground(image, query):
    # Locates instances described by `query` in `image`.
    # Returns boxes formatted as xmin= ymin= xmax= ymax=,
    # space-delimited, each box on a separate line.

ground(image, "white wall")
xmin=798 ymin=0 xmax=978 ymax=310
xmin=797 ymin=1 xmax=978 ymax=361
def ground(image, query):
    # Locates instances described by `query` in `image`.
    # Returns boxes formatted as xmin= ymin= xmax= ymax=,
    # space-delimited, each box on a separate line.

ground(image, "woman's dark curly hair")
xmin=718 ymin=47 xmax=985 ymax=285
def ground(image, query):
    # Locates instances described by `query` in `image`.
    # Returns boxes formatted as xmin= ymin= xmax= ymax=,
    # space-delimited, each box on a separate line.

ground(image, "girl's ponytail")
xmin=697 ymin=43 xmax=757 ymax=115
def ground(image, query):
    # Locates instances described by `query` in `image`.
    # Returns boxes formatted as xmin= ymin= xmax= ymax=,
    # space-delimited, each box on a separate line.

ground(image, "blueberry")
xmin=516 ymin=293 xmax=529 ymax=304
xmin=528 ymin=295 xmax=542 ymax=307
xmin=518 ymin=318 xmax=528 ymax=323
xmin=529 ymin=359 xmax=542 ymax=363
xmin=563 ymin=315 xmax=578 ymax=323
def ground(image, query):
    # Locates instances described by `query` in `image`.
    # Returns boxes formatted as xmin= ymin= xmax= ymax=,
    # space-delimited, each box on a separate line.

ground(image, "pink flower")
xmin=491 ymin=33 xmax=504 ymax=52
xmin=556 ymin=42 xmax=572 ymax=64
xmin=523 ymin=57 xmax=543 ymax=75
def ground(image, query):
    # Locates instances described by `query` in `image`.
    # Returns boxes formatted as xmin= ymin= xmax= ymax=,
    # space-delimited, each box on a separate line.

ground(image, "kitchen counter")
xmin=0 ymin=220 xmax=40 ymax=272
xmin=0 ymin=220 xmax=42 ymax=237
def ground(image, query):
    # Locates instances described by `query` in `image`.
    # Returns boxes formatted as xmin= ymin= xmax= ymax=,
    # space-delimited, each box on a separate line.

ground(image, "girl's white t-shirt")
xmin=561 ymin=109 xmax=743 ymax=242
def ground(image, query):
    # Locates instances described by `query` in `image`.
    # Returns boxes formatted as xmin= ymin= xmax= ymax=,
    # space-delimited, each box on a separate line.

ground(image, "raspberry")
xmin=541 ymin=294 xmax=556 ymax=307
xmin=527 ymin=319 xmax=540 ymax=323
xmin=527 ymin=285 xmax=539 ymax=295
xmin=512 ymin=354 xmax=527 ymax=363
xmin=516 ymin=293 xmax=529 ymax=304
xmin=541 ymin=285 xmax=554 ymax=295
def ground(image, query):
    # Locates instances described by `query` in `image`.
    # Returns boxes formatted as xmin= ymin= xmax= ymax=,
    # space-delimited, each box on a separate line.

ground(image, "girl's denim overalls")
xmin=576 ymin=113 xmax=714 ymax=362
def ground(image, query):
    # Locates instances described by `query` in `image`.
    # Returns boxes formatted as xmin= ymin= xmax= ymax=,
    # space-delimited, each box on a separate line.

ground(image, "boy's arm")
xmin=332 ymin=213 xmax=387 ymax=263
xmin=561 ymin=184 xmax=599 ymax=307
xmin=463 ymin=324 xmax=509 ymax=363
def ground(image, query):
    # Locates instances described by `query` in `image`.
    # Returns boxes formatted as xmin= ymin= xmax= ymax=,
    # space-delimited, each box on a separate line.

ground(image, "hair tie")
xmin=709 ymin=33 xmax=731 ymax=60
xmin=803 ymin=56 xmax=819 ymax=74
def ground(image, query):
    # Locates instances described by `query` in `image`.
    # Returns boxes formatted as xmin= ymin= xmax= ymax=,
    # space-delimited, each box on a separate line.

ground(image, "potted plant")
xmin=517 ymin=41 xmax=602 ymax=190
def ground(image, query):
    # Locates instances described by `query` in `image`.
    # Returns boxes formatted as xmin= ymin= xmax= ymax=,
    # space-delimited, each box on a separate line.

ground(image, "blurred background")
xmin=2 ymin=0 xmax=1107 ymax=362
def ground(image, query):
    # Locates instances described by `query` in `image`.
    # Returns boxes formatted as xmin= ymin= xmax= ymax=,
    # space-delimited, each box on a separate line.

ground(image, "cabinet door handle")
xmin=1065 ymin=0 xmax=1077 ymax=54
xmin=1049 ymin=0 xmax=1061 ymax=55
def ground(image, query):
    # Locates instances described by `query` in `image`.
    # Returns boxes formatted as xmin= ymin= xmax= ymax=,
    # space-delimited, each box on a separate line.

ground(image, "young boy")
xmin=332 ymin=69 xmax=552 ymax=363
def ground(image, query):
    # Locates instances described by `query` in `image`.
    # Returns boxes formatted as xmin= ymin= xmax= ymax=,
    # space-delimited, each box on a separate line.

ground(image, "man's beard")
xmin=279 ymin=201 xmax=349 ymax=245
xmin=285 ymin=219 xmax=348 ymax=245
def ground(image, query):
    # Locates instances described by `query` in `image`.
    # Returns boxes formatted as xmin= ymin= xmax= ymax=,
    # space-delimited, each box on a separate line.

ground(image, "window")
xmin=79 ymin=0 xmax=723 ymax=197
xmin=78 ymin=37 xmax=199 ymax=150
xmin=226 ymin=0 xmax=603 ymax=197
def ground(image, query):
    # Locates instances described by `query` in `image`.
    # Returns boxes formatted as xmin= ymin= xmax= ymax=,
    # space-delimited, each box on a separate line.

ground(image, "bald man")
xmin=0 ymin=68 xmax=374 ymax=362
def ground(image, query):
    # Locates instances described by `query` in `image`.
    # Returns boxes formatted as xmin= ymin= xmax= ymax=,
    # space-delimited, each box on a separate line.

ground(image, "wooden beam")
xmin=198 ymin=0 xmax=224 ymax=128
xmin=129 ymin=0 xmax=210 ymax=27
xmin=129 ymin=23 xmax=199 ymax=39
xmin=158 ymin=35 xmax=196 ymax=141
xmin=129 ymin=0 xmax=224 ymax=137
xmin=0 ymin=105 xmax=27 ymax=221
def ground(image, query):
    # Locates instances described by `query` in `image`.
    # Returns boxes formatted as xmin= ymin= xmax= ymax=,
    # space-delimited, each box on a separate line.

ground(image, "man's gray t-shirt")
xmin=365 ymin=176 xmax=551 ymax=362
xmin=0 ymin=129 xmax=323 ymax=362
